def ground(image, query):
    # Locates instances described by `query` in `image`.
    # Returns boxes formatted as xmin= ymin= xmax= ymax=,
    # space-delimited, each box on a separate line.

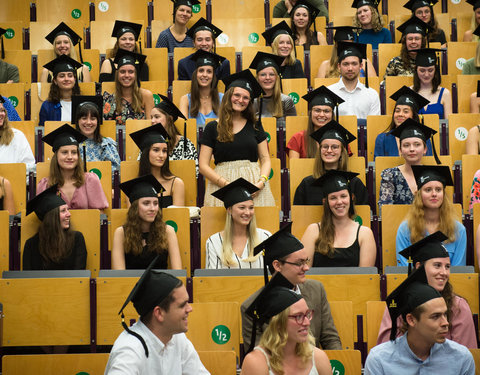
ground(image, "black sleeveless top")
xmin=313 ymin=224 xmax=361 ymax=267
xmin=124 ymin=232 xmax=168 ymax=269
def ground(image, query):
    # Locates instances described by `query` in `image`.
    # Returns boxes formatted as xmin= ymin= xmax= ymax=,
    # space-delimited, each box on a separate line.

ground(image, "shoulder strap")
xmin=437 ymin=87 xmax=445 ymax=103
xmin=254 ymin=346 xmax=271 ymax=369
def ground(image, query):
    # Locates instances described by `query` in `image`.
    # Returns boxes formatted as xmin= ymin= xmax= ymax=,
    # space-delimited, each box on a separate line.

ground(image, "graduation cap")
xmin=351 ymin=0 xmax=380 ymax=8
xmin=253 ymin=222 xmax=304 ymax=285
xmin=412 ymin=164 xmax=453 ymax=190
xmin=477 ymin=80 xmax=480 ymax=98
xmin=262 ymin=21 xmax=295 ymax=46
xmin=386 ymin=264 xmax=442 ymax=340
xmin=390 ymin=86 xmax=430 ymax=112
xmin=310 ymin=119 xmax=356 ymax=147
xmin=222 ymin=70 xmax=264 ymax=99
xmin=113 ymin=49 xmax=147 ymax=71
xmin=118 ymin=254 xmax=181 ymax=357
xmin=249 ymin=51 xmax=285 ymax=73
xmin=71 ymin=95 xmax=104 ymax=125
xmin=336 ymin=41 xmax=369 ymax=87
xmin=326 ymin=26 xmax=362 ymax=42
xmin=0 ymin=96 xmax=5 ymax=104
xmin=211 ymin=177 xmax=259 ymax=208
xmin=312 ymin=169 xmax=359 ymax=197
xmin=397 ymin=17 xmax=429 ymax=36
xmin=171 ymin=0 xmax=201 ymax=7
xmin=467 ymin=0 xmax=480 ymax=10
xmin=0 ymin=28 xmax=6 ymax=60
xmin=111 ymin=20 xmax=142 ymax=40
xmin=26 ymin=184 xmax=66 ymax=221
xmin=42 ymin=124 xmax=87 ymax=153
xmin=190 ymin=49 xmax=226 ymax=69
xmin=302 ymin=86 xmax=344 ymax=121
xmin=245 ymin=272 xmax=300 ymax=353
xmin=43 ymin=54 xmax=83 ymax=77
xmin=404 ymin=0 xmax=438 ymax=11
xmin=119 ymin=174 xmax=165 ymax=204
xmin=130 ymin=123 xmax=169 ymax=152
xmin=414 ymin=48 xmax=443 ymax=67
xmin=291 ymin=0 xmax=321 ymax=31
xmin=156 ymin=94 xmax=186 ymax=122
xmin=45 ymin=22 xmax=83 ymax=63
xmin=186 ymin=18 xmax=223 ymax=40
xmin=399 ymin=231 xmax=449 ymax=274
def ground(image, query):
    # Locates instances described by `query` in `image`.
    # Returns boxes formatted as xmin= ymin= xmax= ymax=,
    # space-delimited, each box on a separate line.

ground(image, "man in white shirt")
xmin=328 ymin=41 xmax=380 ymax=120
xmin=105 ymin=252 xmax=210 ymax=375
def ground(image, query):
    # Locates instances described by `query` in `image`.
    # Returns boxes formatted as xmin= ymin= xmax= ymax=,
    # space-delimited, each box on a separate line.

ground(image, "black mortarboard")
xmin=42 ymin=124 xmax=87 ymax=152
xmin=43 ymin=54 xmax=83 ymax=77
xmin=386 ymin=265 xmax=442 ymax=340
xmin=118 ymin=255 xmax=181 ymax=356
xmin=351 ymin=0 xmax=379 ymax=8
xmin=309 ymin=119 xmax=356 ymax=146
xmin=190 ymin=49 xmax=226 ymax=69
xmin=399 ymin=231 xmax=449 ymax=275
xmin=477 ymin=80 xmax=480 ymax=98
xmin=27 ymin=184 xmax=66 ymax=221
xmin=403 ymin=0 xmax=438 ymax=11
xmin=411 ymin=165 xmax=453 ymax=190
xmin=397 ymin=17 xmax=428 ymax=36
xmin=292 ymin=0 xmax=321 ymax=20
xmin=120 ymin=174 xmax=165 ymax=204
xmin=0 ymin=28 xmax=6 ymax=60
xmin=312 ymin=169 xmax=359 ymax=197
xmin=171 ymin=0 xmax=201 ymax=7
xmin=303 ymin=85 xmax=344 ymax=111
xmin=336 ymin=41 xmax=367 ymax=61
xmin=390 ymin=118 xmax=436 ymax=142
xmin=244 ymin=272 xmax=299 ymax=352
xmin=222 ymin=70 xmax=264 ymax=99
xmin=113 ymin=49 xmax=147 ymax=70
xmin=156 ymin=94 xmax=186 ymax=122
xmin=254 ymin=222 xmax=304 ymax=285
xmin=71 ymin=95 xmax=104 ymax=125
xmin=262 ymin=21 xmax=295 ymax=46
xmin=45 ymin=22 xmax=82 ymax=46
xmin=211 ymin=178 xmax=259 ymax=208
xmin=390 ymin=86 xmax=430 ymax=112
xmin=467 ymin=0 xmax=480 ymax=10
xmin=474 ymin=25 xmax=480 ymax=38
xmin=0 ymin=96 xmax=5 ymax=104
xmin=249 ymin=51 xmax=285 ymax=73
xmin=414 ymin=48 xmax=442 ymax=67
xmin=130 ymin=123 xmax=169 ymax=151
xmin=326 ymin=26 xmax=362 ymax=42
xmin=186 ymin=18 xmax=222 ymax=40
xmin=111 ymin=20 xmax=142 ymax=40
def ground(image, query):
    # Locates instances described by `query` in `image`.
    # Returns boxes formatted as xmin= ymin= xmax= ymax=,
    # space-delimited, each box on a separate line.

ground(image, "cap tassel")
xmin=389 ymin=311 xmax=397 ymax=341
xmin=262 ymin=260 xmax=269 ymax=286
xmin=257 ymin=96 xmax=264 ymax=128
xmin=78 ymin=38 xmax=84 ymax=64
xmin=121 ymin=314 xmax=149 ymax=357
xmin=83 ymin=142 xmax=87 ymax=172
xmin=407 ymin=256 xmax=413 ymax=275
xmin=247 ymin=316 xmax=259 ymax=354
xmin=364 ymin=59 xmax=369 ymax=88
xmin=431 ymin=135 xmax=441 ymax=164
xmin=1 ymin=36 xmax=4 ymax=60
xmin=335 ymin=105 xmax=339 ymax=122
xmin=183 ymin=120 xmax=187 ymax=156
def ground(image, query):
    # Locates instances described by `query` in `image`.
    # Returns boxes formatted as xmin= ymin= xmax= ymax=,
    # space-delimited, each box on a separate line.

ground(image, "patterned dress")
xmin=384 ymin=56 xmax=416 ymax=79
xmin=378 ymin=166 xmax=414 ymax=207
xmin=102 ymin=91 xmax=145 ymax=126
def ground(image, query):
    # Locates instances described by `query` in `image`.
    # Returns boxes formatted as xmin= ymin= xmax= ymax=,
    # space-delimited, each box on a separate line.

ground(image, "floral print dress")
xmin=378 ymin=166 xmax=414 ymax=207
xmin=102 ymin=91 xmax=145 ymax=126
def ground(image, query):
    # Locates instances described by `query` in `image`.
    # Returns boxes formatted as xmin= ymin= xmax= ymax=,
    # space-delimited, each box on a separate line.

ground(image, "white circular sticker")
xmin=456 ymin=57 xmax=467 ymax=71
xmin=450 ymin=0 xmax=461 ymax=4
xmin=455 ymin=127 xmax=468 ymax=141
xmin=217 ymin=33 xmax=229 ymax=45
xmin=98 ymin=1 xmax=109 ymax=12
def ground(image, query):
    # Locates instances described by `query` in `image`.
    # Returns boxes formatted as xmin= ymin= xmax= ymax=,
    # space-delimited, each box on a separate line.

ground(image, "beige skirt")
xmin=204 ymin=160 xmax=276 ymax=207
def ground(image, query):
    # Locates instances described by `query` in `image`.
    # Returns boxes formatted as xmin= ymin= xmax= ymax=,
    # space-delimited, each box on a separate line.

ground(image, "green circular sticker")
xmin=288 ymin=92 xmax=300 ymax=104
xmin=248 ymin=33 xmax=259 ymax=44
xmin=89 ymin=168 xmax=102 ymax=180
xmin=269 ymin=168 xmax=274 ymax=180
xmin=211 ymin=325 xmax=231 ymax=344
xmin=266 ymin=132 xmax=271 ymax=143
xmin=166 ymin=220 xmax=178 ymax=232
xmin=354 ymin=215 xmax=363 ymax=225
xmin=192 ymin=4 xmax=201 ymax=13
xmin=5 ymin=28 xmax=15 ymax=39
xmin=84 ymin=61 xmax=92 ymax=71
xmin=71 ymin=9 xmax=82 ymax=19
xmin=75 ymin=372 xmax=90 ymax=375
xmin=8 ymin=96 xmax=18 ymax=107
xmin=153 ymin=94 xmax=161 ymax=105
xmin=330 ymin=360 xmax=345 ymax=375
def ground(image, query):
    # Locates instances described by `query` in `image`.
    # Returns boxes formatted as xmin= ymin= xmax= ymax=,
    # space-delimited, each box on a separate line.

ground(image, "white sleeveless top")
xmin=254 ymin=346 xmax=319 ymax=375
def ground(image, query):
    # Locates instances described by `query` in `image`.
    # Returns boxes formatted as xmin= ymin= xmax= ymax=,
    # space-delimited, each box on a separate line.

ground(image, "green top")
xmin=462 ymin=57 xmax=480 ymax=75
xmin=0 ymin=60 xmax=19 ymax=83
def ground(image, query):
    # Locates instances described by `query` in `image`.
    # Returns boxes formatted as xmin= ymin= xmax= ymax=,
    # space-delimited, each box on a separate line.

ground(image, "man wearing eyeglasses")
xmin=240 ymin=223 xmax=342 ymax=352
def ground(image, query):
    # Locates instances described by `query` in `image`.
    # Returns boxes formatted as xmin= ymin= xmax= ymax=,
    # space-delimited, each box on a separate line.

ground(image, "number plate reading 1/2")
xmin=211 ymin=325 xmax=231 ymax=344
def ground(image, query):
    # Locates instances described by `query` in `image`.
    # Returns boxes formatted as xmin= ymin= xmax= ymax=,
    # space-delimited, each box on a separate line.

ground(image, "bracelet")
xmin=260 ymin=175 xmax=268 ymax=182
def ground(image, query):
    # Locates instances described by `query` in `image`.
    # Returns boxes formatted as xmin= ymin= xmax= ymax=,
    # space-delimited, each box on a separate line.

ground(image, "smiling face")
xmin=56 ymin=145 xmax=79 ymax=170
xmin=275 ymin=247 xmax=310 ymax=285
xmin=149 ymin=142 xmax=168 ymax=168
xmin=78 ymin=112 xmax=98 ymax=139
xmin=393 ymin=105 xmax=414 ymax=127
xmin=59 ymin=204 xmax=71 ymax=229
xmin=54 ymin=35 xmax=72 ymax=56
xmin=118 ymin=32 xmax=136 ymax=52
xmin=117 ymin=64 xmax=136 ymax=88
xmin=320 ymin=139 xmax=342 ymax=167
xmin=405 ymin=33 xmax=423 ymax=52
xmin=400 ymin=137 xmax=426 ymax=164
xmin=194 ymin=30 xmax=214 ymax=52
xmin=230 ymin=87 xmax=251 ymax=113
xmin=286 ymin=299 xmax=311 ymax=343
xmin=137 ymin=196 xmax=159 ymax=223
xmin=417 ymin=65 xmax=435 ymax=85
xmin=54 ymin=71 xmax=75 ymax=91
xmin=228 ymin=200 xmax=254 ymax=227
xmin=257 ymin=67 xmax=277 ymax=93
xmin=327 ymin=188 xmax=350 ymax=218
xmin=174 ymin=5 xmax=193 ymax=25
xmin=151 ymin=107 xmax=167 ymax=126
xmin=356 ymin=5 xmax=373 ymax=27
xmin=414 ymin=6 xmax=432 ymax=23
xmin=311 ymin=105 xmax=333 ymax=128
xmin=419 ymin=257 xmax=450 ymax=292
xmin=0 ymin=103 xmax=6 ymax=128
xmin=276 ymin=35 xmax=293 ymax=57
xmin=420 ymin=180 xmax=444 ymax=209
xmin=196 ymin=65 xmax=214 ymax=87
xmin=293 ymin=7 xmax=310 ymax=29
xmin=160 ymin=285 xmax=193 ymax=334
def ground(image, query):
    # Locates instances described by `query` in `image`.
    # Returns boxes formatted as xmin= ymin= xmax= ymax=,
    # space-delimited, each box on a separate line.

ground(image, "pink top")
xmin=376 ymin=295 xmax=477 ymax=349
xmin=286 ymin=130 xmax=308 ymax=158
xmin=36 ymin=172 xmax=109 ymax=210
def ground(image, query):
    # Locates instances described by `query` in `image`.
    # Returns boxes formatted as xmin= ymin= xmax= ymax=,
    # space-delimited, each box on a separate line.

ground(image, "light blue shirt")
xmin=365 ymin=333 xmax=475 ymax=375
xmin=396 ymin=220 xmax=467 ymax=266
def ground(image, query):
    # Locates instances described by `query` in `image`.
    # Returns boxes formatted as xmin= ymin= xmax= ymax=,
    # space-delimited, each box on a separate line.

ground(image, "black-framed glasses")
xmin=288 ymin=309 xmax=314 ymax=324
xmin=281 ymin=258 xmax=310 ymax=267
